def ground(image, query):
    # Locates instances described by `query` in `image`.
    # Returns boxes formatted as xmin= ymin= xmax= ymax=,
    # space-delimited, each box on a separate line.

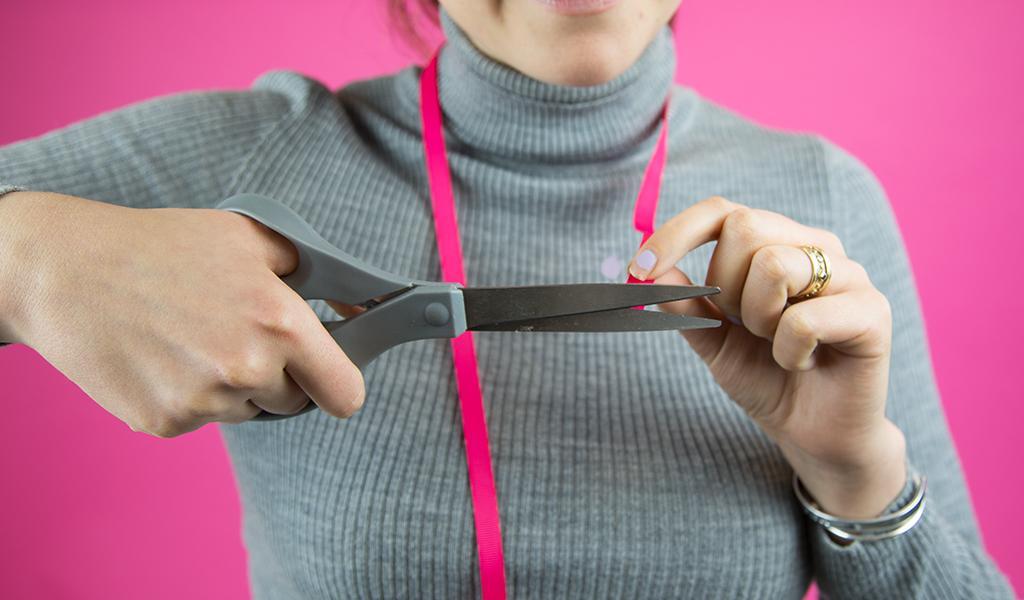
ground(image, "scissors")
xmin=217 ymin=194 xmax=722 ymax=420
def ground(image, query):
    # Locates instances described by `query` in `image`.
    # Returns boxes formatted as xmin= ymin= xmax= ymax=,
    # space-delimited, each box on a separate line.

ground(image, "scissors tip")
xmin=688 ymin=285 xmax=721 ymax=296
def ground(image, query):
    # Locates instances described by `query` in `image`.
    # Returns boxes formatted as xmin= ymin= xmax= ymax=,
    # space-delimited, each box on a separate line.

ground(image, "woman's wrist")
xmin=0 ymin=191 xmax=60 ymax=345
xmin=784 ymin=419 xmax=909 ymax=521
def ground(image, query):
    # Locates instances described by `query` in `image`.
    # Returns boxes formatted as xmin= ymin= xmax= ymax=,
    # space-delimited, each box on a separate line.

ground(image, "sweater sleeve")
xmin=0 ymin=85 xmax=295 ymax=210
xmin=807 ymin=139 xmax=1016 ymax=599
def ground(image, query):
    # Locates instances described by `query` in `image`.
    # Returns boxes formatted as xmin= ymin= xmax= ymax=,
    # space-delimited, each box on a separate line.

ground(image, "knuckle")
xmin=879 ymin=290 xmax=892 ymax=315
xmin=723 ymin=207 xmax=760 ymax=245
xmin=770 ymin=348 xmax=792 ymax=373
xmin=752 ymin=246 xmax=790 ymax=284
xmin=213 ymin=349 xmax=268 ymax=391
xmin=780 ymin=307 xmax=816 ymax=341
xmin=179 ymin=393 xmax=221 ymax=421
xmin=770 ymin=339 xmax=795 ymax=372
xmin=149 ymin=424 xmax=181 ymax=439
xmin=137 ymin=411 xmax=188 ymax=438
xmin=706 ymin=195 xmax=735 ymax=211
xmin=846 ymin=259 xmax=870 ymax=284
xmin=253 ymin=294 xmax=302 ymax=338
xmin=823 ymin=230 xmax=846 ymax=255
xmin=874 ymin=289 xmax=893 ymax=323
xmin=738 ymin=301 xmax=769 ymax=340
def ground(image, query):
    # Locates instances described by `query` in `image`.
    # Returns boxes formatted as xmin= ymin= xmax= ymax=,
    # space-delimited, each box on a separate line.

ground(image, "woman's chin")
xmin=446 ymin=0 xmax=670 ymax=86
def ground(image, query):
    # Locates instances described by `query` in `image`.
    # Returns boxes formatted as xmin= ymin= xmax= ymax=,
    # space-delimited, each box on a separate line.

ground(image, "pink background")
xmin=1 ymin=1 xmax=1021 ymax=598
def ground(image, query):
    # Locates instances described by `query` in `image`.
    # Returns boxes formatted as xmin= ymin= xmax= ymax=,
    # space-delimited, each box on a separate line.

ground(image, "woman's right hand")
xmin=0 ymin=191 xmax=365 ymax=436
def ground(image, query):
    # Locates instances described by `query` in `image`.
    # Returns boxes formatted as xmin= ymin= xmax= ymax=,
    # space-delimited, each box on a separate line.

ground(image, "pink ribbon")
xmin=626 ymin=99 xmax=671 ymax=286
xmin=419 ymin=47 xmax=670 ymax=599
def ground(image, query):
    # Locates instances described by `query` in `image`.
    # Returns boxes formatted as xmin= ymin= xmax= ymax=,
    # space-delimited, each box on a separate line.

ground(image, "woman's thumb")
xmin=225 ymin=211 xmax=299 ymax=276
xmin=653 ymin=266 xmax=731 ymax=366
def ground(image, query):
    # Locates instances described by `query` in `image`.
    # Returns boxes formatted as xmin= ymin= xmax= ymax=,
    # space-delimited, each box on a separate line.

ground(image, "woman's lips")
xmin=532 ymin=0 xmax=622 ymax=16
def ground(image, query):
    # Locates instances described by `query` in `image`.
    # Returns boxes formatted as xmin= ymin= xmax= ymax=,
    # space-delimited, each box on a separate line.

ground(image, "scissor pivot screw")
xmin=424 ymin=302 xmax=451 ymax=327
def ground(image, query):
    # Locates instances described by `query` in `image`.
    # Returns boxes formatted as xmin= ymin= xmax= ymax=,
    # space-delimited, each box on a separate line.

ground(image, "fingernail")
xmin=629 ymin=249 xmax=658 ymax=280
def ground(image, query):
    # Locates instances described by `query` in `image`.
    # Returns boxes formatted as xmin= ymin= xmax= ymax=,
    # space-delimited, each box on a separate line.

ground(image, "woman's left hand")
xmin=629 ymin=196 xmax=908 ymax=520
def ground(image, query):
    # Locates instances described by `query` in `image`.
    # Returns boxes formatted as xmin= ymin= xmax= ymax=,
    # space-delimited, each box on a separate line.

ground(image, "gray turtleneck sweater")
xmin=0 ymin=9 xmax=1014 ymax=599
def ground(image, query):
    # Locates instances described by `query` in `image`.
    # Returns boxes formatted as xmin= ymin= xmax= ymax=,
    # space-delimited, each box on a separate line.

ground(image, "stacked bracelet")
xmin=792 ymin=469 xmax=927 ymax=544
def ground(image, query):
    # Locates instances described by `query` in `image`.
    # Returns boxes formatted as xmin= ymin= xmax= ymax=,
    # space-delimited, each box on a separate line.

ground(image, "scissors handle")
xmin=215 ymin=194 xmax=467 ymax=421
xmin=323 ymin=285 xmax=467 ymax=369
xmin=217 ymin=193 xmax=416 ymax=304
xmin=250 ymin=284 xmax=466 ymax=420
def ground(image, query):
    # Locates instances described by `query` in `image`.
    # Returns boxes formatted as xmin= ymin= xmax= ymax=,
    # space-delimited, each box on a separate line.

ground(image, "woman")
xmin=0 ymin=0 xmax=1013 ymax=598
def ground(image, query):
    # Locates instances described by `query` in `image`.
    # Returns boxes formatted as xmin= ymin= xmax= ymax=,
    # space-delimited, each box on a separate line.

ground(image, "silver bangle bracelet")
xmin=792 ymin=469 xmax=927 ymax=543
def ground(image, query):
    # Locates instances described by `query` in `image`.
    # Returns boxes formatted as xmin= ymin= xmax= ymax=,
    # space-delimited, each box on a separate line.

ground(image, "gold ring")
xmin=789 ymin=245 xmax=832 ymax=302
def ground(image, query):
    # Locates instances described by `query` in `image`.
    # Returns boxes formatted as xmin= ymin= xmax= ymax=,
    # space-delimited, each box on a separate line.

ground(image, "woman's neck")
xmin=429 ymin=7 xmax=680 ymax=166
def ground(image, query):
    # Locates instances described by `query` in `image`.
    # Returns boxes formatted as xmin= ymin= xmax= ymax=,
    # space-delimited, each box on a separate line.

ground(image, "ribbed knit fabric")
xmin=0 ymin=8 xmax=1015 ymax=599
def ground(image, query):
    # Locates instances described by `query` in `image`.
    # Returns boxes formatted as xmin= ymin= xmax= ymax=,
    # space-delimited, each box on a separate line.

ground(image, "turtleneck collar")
xmin=434 ymin=7 xmax=678 ymax=166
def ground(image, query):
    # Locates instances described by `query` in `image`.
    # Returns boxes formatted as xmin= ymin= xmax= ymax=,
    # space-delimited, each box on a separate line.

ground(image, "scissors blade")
xmin=462 ymin=283 xmax=720 ymax=330
xmin=469 ymin=307 xmax=721 ymax=332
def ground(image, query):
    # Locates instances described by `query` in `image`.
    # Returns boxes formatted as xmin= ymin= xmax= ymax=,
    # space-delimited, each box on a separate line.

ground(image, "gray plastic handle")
xmin=217 ymin=193 xmax=417 ymax=303
xmin=215 ymin=194 xmax=466 ymax=421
